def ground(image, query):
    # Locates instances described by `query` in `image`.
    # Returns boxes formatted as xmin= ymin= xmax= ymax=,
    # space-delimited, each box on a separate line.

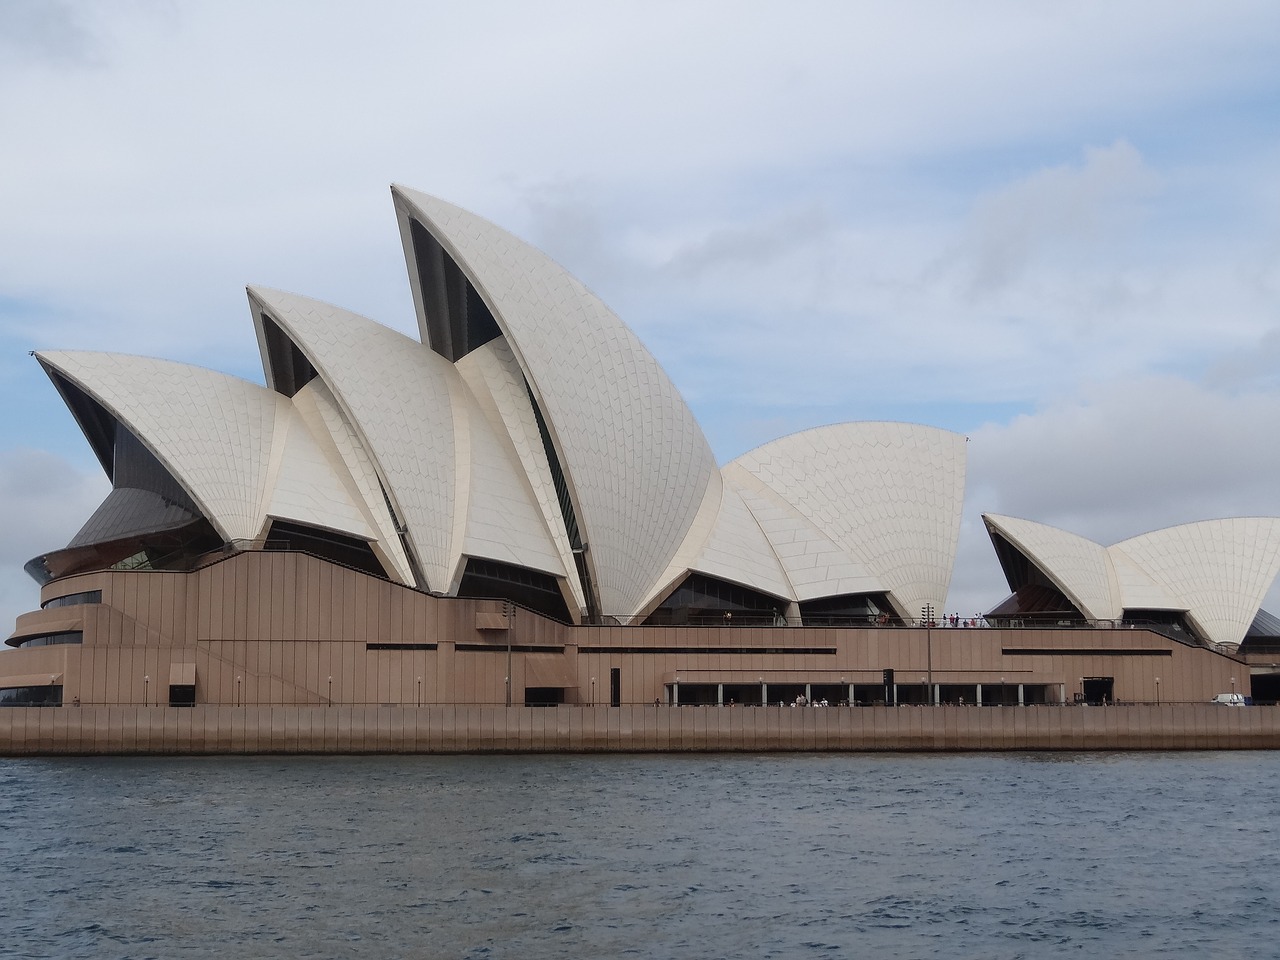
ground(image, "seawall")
xmin=2 ymin=704 xmax=1279 ymax=755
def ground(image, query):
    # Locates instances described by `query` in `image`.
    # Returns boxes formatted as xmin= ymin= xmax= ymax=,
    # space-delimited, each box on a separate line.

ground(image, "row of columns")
xmin=669 ymin=682 xmax=1044 ymax=705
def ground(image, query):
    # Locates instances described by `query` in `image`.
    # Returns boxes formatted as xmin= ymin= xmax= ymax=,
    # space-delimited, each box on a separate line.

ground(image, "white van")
xmin=1210 ymin=693 xmax=1247 ymax=706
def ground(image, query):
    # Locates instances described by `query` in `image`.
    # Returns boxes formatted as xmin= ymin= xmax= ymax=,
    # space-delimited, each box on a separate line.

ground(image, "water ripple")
xmin=1 ymin=752 xmax=1277 ymax=958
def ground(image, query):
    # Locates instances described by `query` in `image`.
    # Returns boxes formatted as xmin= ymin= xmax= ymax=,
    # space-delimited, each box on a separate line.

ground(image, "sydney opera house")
xmin=5 ymin=185 xmax=1280 ymax=721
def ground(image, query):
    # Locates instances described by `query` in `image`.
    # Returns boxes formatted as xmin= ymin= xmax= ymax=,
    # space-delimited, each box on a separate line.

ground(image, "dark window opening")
xmin=261 ymin=313 xmax=317 ymax=397
xmin=1240 ymin=608 xmax=1280 ymax=656
xmin=265 ymin=520 xmax=388 ymax=579
xmin=525 ymin=382 xmax=581 ymax=550
xmin=720 ymin=683 xmax=764 ymax=706
xmin=985 ymin=583 xmax=1087 ymax=626
xmin=643 ymin=572 xmax=785 ymax=626
xmin=29 ymin=517 xmax=226 ymax=585
xmin=1121 ymin=609 xmax=1202 ymax=645
xmin=7 ymin=631 xmax=82 ymax=650
xmin=456 ymin=557 xmax=571 ymax=623
xmin=985 ymin=530 xmax=1088 ymax=626
xmin=524 ymin=686 xmax=565 ymax=707
xmin=1249 ymin=673 xmax=1280 ymax=705
xmin=1081 ymin=677 xmax=1114 ymax=706
xmin=853 ymin=683 xmax=888 ymax=705
xmin=610 ymin=667 xmax=621 ymax=707
xmin=525 ymin=380 xmax=598 ymax=623
xmin=0 ymin=685 xmax=62 ymax=707
xmin=669 ymin=683 xmax=718 ymax=705
xmin=28 ymin=410 xmax=220 ymax=585
xmin=410 ymin=218 xmax=502 ymax=362
xmin=800 ymin=593 xmax=899 ymax=626
xmin=42 ymin=590 xmax=102 ymax=609
xmin=169 ymin=684 xmax=196 ymax=707
xmin=44 ymin=368 xmax=118 ymax=477
xmin=377 ymin=481 xmax=425 ymax=588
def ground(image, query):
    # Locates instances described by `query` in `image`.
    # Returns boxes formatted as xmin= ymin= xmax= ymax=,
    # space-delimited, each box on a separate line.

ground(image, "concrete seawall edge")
xmin=2 ymin=704 xmax=1278 ymax=755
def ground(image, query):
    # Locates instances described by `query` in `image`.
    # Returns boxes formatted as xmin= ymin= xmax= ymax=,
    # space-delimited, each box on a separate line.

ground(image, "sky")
xmin=2 ymin=0 xmax=1280 ymax=630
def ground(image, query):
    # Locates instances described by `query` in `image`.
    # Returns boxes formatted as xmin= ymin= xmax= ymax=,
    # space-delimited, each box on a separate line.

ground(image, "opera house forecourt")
xmin=6 ymin=185 xmax=1280 ymax=753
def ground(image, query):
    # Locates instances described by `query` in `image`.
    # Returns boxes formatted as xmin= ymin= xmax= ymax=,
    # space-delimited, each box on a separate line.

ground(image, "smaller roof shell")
xmin=983 ymin=513 xmax=1280 ymax=648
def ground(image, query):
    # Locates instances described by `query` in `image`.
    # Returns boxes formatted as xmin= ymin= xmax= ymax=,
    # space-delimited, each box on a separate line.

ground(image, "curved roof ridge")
xmin=982 ymin=514 xmax=1117 ymax=620
xmin=248 ymin=287 xmax=459 ymax=591
xmin=393 ymin=186 xmax=719 ymax=618
xmin=36 ymin=350 xmax=283 ymax=543
xmin=1115 ymin=517 xmax=1280 ymax=647
xmin=733 ymin=422 xmax=966 ymax=617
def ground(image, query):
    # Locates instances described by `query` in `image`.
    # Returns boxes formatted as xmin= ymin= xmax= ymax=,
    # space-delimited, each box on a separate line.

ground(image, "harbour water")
xmin=2 ymin=752 xmax=1276 ymax=959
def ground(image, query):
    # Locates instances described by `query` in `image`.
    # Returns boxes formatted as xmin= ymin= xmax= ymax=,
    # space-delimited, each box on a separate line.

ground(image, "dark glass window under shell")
xmin=261 ymin=312 xmax=318 ymax=397
xmin=799 ymin=593 xmax=897 ymax=626
xmin=985 ymin=583 xmax=1086 ymax=626
xmin=644 ymin=573 xmax=785 ymax=627
xmin=42 ymin=590 xmax=102 ymax=610
xmin=0 ymin=685 xmax=62 ymax=707
xmin=7 ymin=631 xmax=83 ymax=650
xmin=410 ymin=217 xmax=502 ymax=362
xmin=1122 ymin=609 xmax=1202 ymax=645
xmin=26 ymin=391 xmax=223 ymax=584
xmin=265 ymin=521 xmax=388 ymax=579
xmin=456 ymin=558 xmax=571 ymax=623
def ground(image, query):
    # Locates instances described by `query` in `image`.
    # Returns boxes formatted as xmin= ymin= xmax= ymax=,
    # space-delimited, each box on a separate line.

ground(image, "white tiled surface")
xmin=286 ymin=380 xmax=414 ymax=583
xmin=982 ymin=514 xmax=1119 ymax=620
xmin=249 ymin=287 xmax=460 ymax=592
xmin=252 ymin=287 xmax=570 ymax=594
xmin=730 ymin=423 xmax=967 ymax=619
xmin=455 ymin=340 xmax=581 ymax=607
xmin=38 ymin=350 xmax=282 ymax=543
xmin=1117 ymin=518 xmax=1280 ymax=647
xmin=45 ymin=192 xmax=983 ymax=628
xmin=394 ymin=187 xmax=718 ymax=619
xmin=985 ymin=513 xmax=1280 ymax=647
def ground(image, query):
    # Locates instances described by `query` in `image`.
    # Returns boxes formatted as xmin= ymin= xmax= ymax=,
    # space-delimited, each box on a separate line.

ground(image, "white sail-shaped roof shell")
xmin=250 ymin=287 xmax=460 ymax=590
xmin=982 ymin=513 xmax=1119 ymax=621
xmin=250 ymin=287 xmax=567 ymax=595
xmin=1116 ymin=519 xmax=1280 ymax=647
xmin=36 ymin=187 xmax=978 ymax=627
xmin=725 ymin=423 xmax=967 ymax=618
xmin=641 ymin=423 xmax=966 ymax=618
xmin=392 ymin=187 xmax=718 ymax=619
xmin=35 ymin=351 xmax=380 ymax=551
xmin=984 ymin=514 xmax=1280 ymax=647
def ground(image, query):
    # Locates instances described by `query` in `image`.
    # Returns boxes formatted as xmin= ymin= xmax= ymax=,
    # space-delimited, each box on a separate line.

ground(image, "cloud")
xmin=0 ymin=0 xmax=99 ymax=67
xmin=943 ymin=376 xmax=1280 ymax=617
xmin=948 ymin=140 xmax=1160 ymax=294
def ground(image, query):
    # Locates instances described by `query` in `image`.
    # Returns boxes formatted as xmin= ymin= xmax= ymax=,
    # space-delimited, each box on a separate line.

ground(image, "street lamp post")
xmin=1231 ymin=676 xmax=1237 ymax=697
xmin=921 ymin=603 xmax=934 ymax=705
xmin=143 ymin=675 xmax=149 ymax=707
xmin=1155 ymin=677 xmax=1161 ymax=706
